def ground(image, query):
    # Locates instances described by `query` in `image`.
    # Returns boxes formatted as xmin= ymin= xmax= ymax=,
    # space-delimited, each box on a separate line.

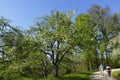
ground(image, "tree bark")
xmin=54 ymin=64 xmax=59 ymax=77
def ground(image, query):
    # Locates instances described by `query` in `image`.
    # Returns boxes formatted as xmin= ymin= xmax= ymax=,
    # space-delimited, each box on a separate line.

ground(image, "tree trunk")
xmin=54 ymin=64 xmax=59 ymax=77
xmin=2 ymin=50 xmax=4 ymax=63
xmin=105 ymin=52 xmax=109 ymax=65
xmin=86 ymin=60 xmax=90 ymax=71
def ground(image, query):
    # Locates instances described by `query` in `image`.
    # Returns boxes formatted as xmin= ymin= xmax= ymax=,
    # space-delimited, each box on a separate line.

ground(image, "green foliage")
xmin=109 ymin=33 xmax=120 ymax=68
xmin=112 ymin=71 xmax=120 ymax=80
xmin=87 ymin=4 xmax=120 ymax=66
xmin=39 ymin=72 xmax=94 ymax=80
xmin=100 ymin=42 xmax=107 ymax=55
xmin=29 ymin=10 xmax=75 ymax=77
xmin=0 ymin=5 xmax=120 ymax=80
xmin=74 ymin=13 xmax=98 ymax=70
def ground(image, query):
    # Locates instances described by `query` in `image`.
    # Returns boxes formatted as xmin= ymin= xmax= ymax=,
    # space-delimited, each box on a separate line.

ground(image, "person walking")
xmin=99 ymin=64 xmax=104 ymax=76
xmin=106 ymin=66 xmax=111 ymax=77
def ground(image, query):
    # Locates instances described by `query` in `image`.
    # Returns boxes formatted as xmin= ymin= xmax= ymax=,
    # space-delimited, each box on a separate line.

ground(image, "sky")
xmin=0 ymin=0 xmax=120 ymax=30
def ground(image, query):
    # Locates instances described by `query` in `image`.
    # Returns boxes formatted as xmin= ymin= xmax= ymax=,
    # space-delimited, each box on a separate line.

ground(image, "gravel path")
xmin=91 ymin=69 xmax=120 ymax=80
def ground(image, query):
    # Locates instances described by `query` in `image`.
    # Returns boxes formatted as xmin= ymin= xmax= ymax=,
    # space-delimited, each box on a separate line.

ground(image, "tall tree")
xmin=0 ymin=17 xmax=21 ymax=63
xmin=87 ymin=5 xmax=120 ymax=65
xmin=29 ymin=10 xmax=75 ymax=76
xmin=74 ymin=13 xmax=98 ymax=70
xmin=0 ymin=17 xmax=24 ymax=80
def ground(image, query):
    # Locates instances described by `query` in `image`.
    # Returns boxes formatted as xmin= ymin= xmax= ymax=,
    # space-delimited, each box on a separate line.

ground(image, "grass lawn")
xmin=112 ymin=70 xmax=120 ymax=80
xmin=39 ymin=71 xmax=94 ymax=80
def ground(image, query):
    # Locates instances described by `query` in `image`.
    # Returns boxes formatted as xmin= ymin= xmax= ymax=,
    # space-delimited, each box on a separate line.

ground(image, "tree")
xmin=0 ymin=17 xmax=24 ymax=80
xmin=0 ymin=17 xmax=21 ymax=64
xmin=74 ymin=13 xmax=98 ymax=70
xmin=87 ymin=5 xmax=120 ymax=65
xmin=29 ymin=10 xmax=75 ymax=77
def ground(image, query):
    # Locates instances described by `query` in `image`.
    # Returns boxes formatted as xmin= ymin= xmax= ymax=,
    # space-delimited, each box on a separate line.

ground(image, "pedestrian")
xmin=106 ymin=66 xmax=111 ymax=77
xmin=99 ymin=64 xmax=104 ymax=76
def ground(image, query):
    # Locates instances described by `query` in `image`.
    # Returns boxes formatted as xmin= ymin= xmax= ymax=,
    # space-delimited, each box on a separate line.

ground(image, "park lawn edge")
xmin=112 ymin=70 xmax=120 ymax=80
xmin=39 ymin=71 xmax=95 ymax=80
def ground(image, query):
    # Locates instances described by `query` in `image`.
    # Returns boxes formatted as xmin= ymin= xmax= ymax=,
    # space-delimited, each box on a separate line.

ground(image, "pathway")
xmin=91 ymin=69 xmax=120 ymax=80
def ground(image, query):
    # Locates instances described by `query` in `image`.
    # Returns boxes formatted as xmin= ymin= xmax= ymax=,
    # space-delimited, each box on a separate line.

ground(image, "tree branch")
xmin=58 ymin=46 xmax=71 ymax=64
xmin=40 ymin=49 xmax=52 ymax=57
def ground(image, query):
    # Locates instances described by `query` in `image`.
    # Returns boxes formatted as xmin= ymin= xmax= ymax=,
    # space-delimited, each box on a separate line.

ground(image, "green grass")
xmin=112 ymin=70 xmax=120 ymax=80
xmin=39 ymin=72 xmax=94 ymax=80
